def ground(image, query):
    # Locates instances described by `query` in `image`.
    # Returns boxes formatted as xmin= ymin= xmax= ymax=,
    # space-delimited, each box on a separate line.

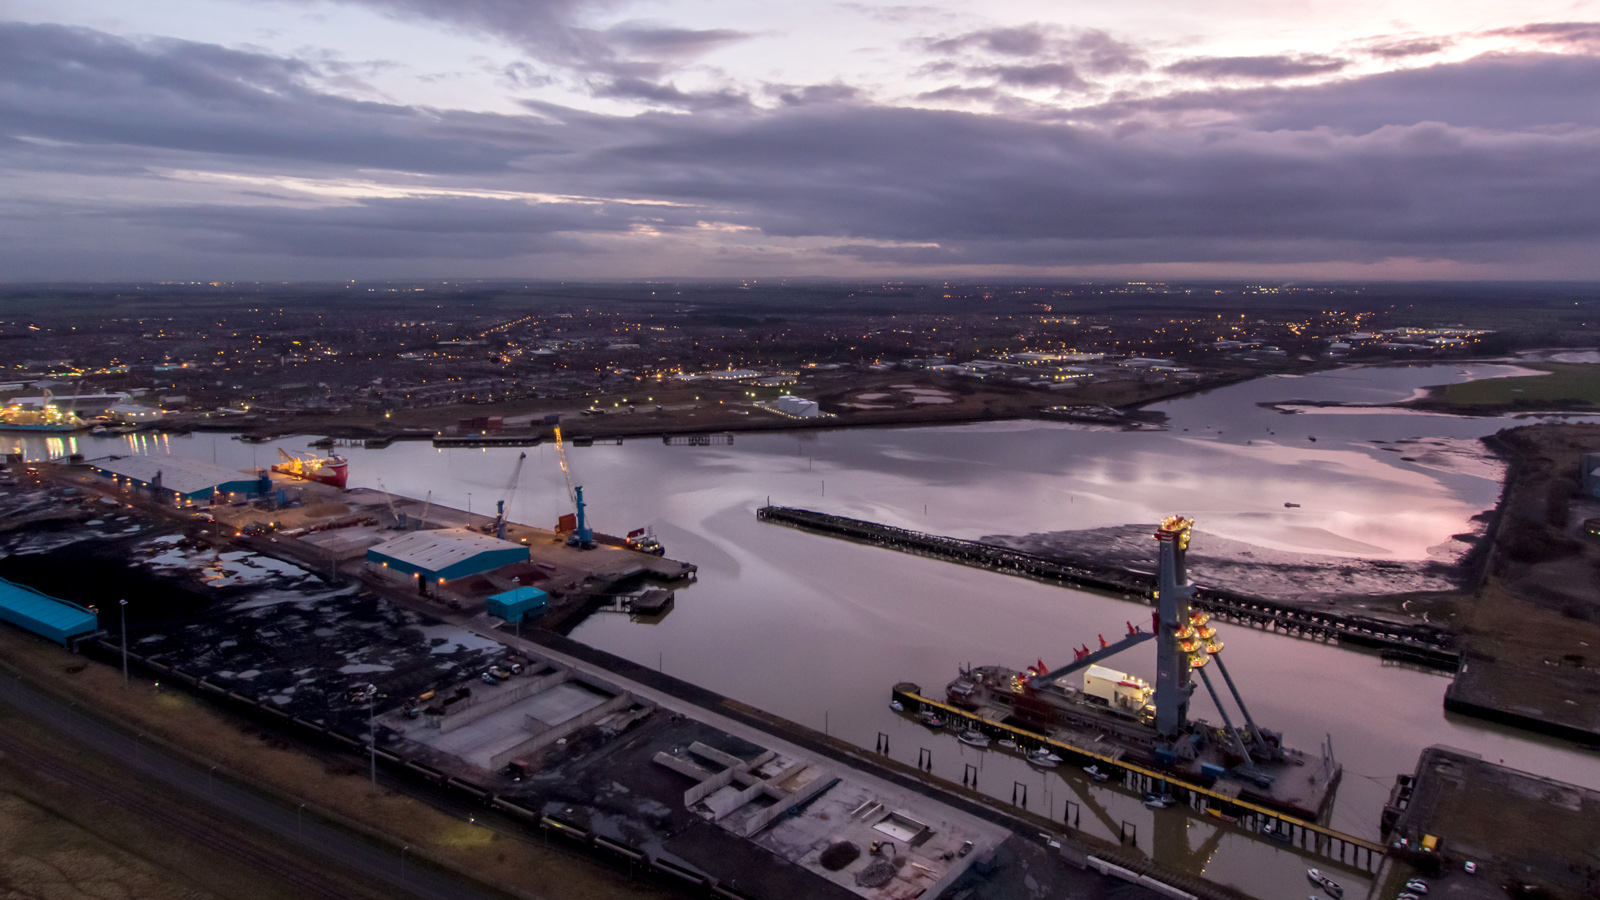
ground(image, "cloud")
xmin=1489 ymin=21 xmax=1600 ymax=49
xmin=125 ymin=195 xmax=628 ymax=258
xmin=769 ymin=83 xmax=860 ymax=106
xmin=311 ymin=0 xmax=747 ymax=82
xmin=4 ymin=21 xmax=1600 ymax=277
xmin=592 ymin=77 xmax=750 ymax=111
xmin=921 ymin=24 xmax=1147 ymax=76
xmin=916 ymin=85 xmax=1002 ymax=104
xmin=0 ymin=22 xmax=542 ymax=173
xmin=1365 ymin=38 xmax=1452 ymax=59
xmin=603 ymin=22 xmax=752 ymax=58
xmin=1165 ymin=54 xmax=1348 ymax=80
xmin=974 ymin=63 xmax=1086 ymax=90
xmin=1094 ymin=52 xmax=1600 ymax=134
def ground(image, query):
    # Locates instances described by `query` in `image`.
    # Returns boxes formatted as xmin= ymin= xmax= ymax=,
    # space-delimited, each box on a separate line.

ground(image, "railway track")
xmin=0 ymin=722 xmax=364 ymax=900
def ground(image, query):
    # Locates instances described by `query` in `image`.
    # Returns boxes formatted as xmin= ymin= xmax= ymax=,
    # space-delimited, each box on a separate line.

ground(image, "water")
xmin=14 ymin=362 xmax=1600 ymax=899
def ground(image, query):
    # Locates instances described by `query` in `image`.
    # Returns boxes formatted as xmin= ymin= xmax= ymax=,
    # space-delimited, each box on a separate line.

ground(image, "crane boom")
xmin=553 ymin=427 xmax=576 ymax=506
xmin=492 ymin=452 xmax=526 ymax=540
xmin=376 ymin=479 xmax=401 ymax=527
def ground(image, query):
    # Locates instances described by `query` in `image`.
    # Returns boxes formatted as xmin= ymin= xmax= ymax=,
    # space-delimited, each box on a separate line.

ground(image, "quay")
xmin=1381 ymin=746 xmax=1600 ymax=899
xmin=891 ymin=684 xmax=1384 ymax=871
xmin=756 ymin=505 xmax=1457 ymax=665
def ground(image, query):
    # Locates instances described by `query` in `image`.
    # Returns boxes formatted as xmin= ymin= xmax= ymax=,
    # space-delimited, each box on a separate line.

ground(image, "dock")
xmin=1382 ymin=746 xmax=1600 ymax=898
xmin=892 ymin=683 xmax=1385 ymax=871
xmin=757 ymin=505 xmax=1457 ymax=665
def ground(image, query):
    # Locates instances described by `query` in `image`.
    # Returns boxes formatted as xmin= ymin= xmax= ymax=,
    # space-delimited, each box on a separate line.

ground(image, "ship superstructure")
xmin=941 ymin=516 xmax=1340 ymax=819
xmin=0 ymin=389 xmax=89 ymax=433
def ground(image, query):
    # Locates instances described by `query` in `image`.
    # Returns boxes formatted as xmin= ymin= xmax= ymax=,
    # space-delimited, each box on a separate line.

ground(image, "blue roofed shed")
xmin=0 ymin=577 xmax=99 ymax=645
xmin=366 ymin=528 xmax=530 ymax=582
xmin=487 ymin=586 xmax=548 ymax=622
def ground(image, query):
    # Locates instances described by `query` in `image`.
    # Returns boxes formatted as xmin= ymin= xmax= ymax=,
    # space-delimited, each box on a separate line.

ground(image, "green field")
xmin=1430 ymin=363 xmax=1600 ymax=408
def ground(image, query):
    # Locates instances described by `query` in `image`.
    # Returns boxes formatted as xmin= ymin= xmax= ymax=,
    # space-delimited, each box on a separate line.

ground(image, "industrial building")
xmin=90 ymin=455 xmax=267 ymax=504
xmin=366 ymin=528 xmax=530 ymax=583
xmin=0 ymin=576 xmax=98 ymax=645
xmin=487 ymin=586 xmax=548 ymax=622
xmin=772 ymin=395 xmax=821 ymax=418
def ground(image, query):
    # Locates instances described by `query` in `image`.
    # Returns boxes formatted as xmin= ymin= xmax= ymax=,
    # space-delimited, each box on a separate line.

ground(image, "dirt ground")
xmin=1453 ymin=424 xmax=1600 ymax=737
xmin=0 ymin=628 xmax=676 ymax=900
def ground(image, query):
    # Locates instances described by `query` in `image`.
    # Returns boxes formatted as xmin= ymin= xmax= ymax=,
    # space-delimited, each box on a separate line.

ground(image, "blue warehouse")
xmin=0 ymin=577 xmax=99 ymax=645
xmin=367 ymin=529 xmax=530 ymax=583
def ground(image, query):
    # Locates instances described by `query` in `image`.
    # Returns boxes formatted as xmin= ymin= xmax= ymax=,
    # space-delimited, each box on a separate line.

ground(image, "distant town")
xmin=2 ymin=280 xmax=1558 ymax=439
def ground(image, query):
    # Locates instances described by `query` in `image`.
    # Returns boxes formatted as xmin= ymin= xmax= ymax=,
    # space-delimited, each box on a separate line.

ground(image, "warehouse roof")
xmin=92 ymin=454 xmax=259 ymax=496
xmin=369 ymin=529 xmax=525 ymax=574
xmin=0 ymin=577 xmax=98 ymax=642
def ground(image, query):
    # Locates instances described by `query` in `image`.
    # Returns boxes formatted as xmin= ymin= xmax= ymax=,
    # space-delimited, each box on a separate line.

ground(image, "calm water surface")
xmin=19 ymin=362 xmax=1600 ymax=899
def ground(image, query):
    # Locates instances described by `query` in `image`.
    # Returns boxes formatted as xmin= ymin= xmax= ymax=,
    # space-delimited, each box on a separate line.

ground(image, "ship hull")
xmin=270 ymin=459 xmax=348 ymax=489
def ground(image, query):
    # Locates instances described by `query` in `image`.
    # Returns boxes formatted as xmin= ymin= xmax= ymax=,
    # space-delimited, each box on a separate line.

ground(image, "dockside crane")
xmin=552 ymin=427 xmax=594 ymax=549
xmin=490 ymin=453 xmax=525 ymax=541
xmin=377 ymin=479 xmax=403 ymax=528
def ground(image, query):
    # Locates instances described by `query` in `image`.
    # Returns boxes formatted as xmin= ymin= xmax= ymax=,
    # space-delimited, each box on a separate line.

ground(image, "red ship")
xmin=271 ymin=448 xmax=349 ymax=489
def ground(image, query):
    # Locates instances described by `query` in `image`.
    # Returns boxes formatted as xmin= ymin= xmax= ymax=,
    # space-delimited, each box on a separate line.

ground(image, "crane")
xmin=376 ymin=479 xmax=403 ymax=528
xmin=552 ymin=427 xmax=594 ymax=549
xmin=417 ymin=490 xmax=431 ymax=531
xmin=490 ymin=452 xmax=526 ymax=541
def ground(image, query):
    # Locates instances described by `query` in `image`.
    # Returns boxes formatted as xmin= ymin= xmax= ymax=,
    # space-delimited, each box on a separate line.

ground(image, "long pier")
xmin=891 ymin=684 xmax=1387 ymax=871
xmin=756 ymin=505 xmax=1457 ymax=666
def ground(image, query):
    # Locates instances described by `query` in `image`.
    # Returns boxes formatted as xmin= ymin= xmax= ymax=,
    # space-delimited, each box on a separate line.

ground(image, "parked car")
xmin=487 ymin=666 xmax=511 ymax=681
xmin=1404 ymin=881 xmax=1428 ymax=895
xmin=480 ymin=672 xmax=500 ymax=686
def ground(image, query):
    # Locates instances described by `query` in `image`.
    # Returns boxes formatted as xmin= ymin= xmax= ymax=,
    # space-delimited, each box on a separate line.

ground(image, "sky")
xmin=2 ymin=0 xmax=1599 ymax=281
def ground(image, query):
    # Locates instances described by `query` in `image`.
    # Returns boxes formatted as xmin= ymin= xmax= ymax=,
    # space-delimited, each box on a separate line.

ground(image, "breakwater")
xmin=756 ymin=506 xmax=1458 ymax=666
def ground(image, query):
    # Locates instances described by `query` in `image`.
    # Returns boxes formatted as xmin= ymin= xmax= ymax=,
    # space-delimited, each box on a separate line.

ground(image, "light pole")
xmin=368 ymin=696 xmax=377 ymax=786
xmin=467 ymin=492 xmax=472 ymax=525
xmin=298 ymin=802 xmax=306 ymax=836
xmin=119 ymin=599 xmax=128 ymax=688
xmin=401 ymin=845 xmax=410 ymax=879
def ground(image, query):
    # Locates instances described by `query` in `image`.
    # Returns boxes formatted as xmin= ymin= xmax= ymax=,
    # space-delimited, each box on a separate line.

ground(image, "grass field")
xmin=1429 ymin=363 xmax=1600 ymax=408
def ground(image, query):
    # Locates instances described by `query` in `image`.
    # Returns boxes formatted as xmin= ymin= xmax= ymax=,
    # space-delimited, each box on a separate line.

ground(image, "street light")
xmin=119 ymin=599 xmax=128 ymax=688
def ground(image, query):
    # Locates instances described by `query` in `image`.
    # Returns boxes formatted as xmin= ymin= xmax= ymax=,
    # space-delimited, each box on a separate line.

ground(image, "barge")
xmin=917 ymin=516 xmax=1342 ymax=821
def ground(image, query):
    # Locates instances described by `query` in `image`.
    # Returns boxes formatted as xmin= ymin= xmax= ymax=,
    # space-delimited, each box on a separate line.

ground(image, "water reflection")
xmin=15 ymin=362 xmax=1600 ymax=900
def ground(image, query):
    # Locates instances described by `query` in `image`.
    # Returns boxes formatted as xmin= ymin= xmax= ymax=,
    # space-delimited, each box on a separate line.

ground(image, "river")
xmin=12 ymin=361 xmax=1600 ymax=899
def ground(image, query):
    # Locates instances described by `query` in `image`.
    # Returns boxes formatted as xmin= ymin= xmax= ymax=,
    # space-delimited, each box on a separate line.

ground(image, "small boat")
xmin=1025 ymin=749 xmax=1059 ymax=768
xmin=997 ymin=737 xmax=1018 ymax=750
xmin=889 ymin=700 xmax=904 ymax=712
xmin=1204 ymin=807 xmax=1238 ymax=824
xmin=1284 ymin=502 xmax=1300 ymax=508
xmin=957 ymin=730 xmax=991 ymax=748
xmin=1143 ymin=795 xmax=1172 ymax=809
xmin=1307 ymin=868 xmax=1343 ymax=898
xmin=1262 ymin=822 xmax=1291 ymax=842
xmin=918 ymin=710 xmax=945 ymax=728
xmin=1082 ymin=764 xmax=1109 ymax=783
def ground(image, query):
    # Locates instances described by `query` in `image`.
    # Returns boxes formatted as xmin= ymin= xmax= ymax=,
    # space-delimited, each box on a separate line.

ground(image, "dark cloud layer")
xmin=2 ymin=19 xmax=1600 ymax=276
xmin=1165 ymin=54 xmax=1348 ymax=79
